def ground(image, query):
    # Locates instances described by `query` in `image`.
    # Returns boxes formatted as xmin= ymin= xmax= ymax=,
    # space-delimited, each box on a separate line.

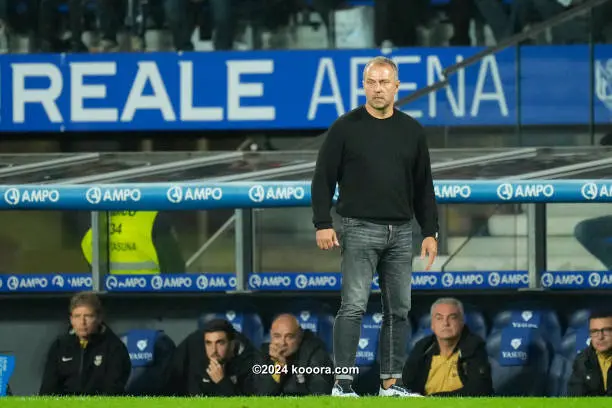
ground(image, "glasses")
xmin=589 ymin=327 xmax=612 ymax=337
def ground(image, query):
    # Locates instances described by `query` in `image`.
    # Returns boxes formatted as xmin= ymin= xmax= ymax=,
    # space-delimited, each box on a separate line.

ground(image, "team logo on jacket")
xmin=94 ymin=355 xmax=103 ymax=366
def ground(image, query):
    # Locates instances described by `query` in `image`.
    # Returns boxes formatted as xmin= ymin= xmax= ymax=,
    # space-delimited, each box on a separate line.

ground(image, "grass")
xmin=1 ymin=396 xmax=611 ymax=408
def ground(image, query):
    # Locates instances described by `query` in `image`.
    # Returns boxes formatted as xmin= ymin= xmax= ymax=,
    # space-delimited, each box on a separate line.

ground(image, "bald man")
xmin=260 ymin=314 xmax=334 ymax=396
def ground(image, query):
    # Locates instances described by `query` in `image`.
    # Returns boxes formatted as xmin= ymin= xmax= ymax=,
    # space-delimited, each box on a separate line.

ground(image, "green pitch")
xmin=1 ymin=397 xmax=610 ymax=408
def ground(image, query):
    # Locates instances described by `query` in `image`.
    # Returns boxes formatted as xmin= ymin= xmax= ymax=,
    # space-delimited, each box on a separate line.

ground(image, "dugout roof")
xmin=0 ymin=147 xmax=610 ymax=184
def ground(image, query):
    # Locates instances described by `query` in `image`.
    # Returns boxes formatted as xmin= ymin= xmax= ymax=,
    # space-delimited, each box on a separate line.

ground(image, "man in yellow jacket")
xmin=81 ymin=211 xmax=185 ymax=274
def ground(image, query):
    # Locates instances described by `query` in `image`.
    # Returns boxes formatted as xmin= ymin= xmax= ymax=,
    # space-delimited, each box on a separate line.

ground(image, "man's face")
xmin=205 ymin=331 xmax=232 ymax=363
xmin=270 ymin=322 xmax=301 ymax=358
xmin=589 ymin=317 xmax=612 ymax=353
xmin=70 ymin=305 xmax=100 ymax=339
xmin=363 ymin=63 xmax=399 ymax=112
xmin=431 ymin=303 xmax=464 ymax=341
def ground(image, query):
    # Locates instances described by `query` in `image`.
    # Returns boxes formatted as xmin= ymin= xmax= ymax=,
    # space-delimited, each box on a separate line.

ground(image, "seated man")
xmin=568 ymin=310 xmax=612 ymax=396
xmin=403 ymin=298 xmax=493 ymax=397
xmin=260 ymin=314 xmax=334 ymax=396
xmin=167 ymin=319 xmax=270 ymax=396
xmin=39 ymin=292 xmax=131 ymax=396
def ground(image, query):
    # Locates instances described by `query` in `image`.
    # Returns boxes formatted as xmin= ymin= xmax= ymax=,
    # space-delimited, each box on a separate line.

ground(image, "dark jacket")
xmin=567 ymin=345 xmax=612 ymax=396
xmin=167 ymin=330 xmax=271 ymax=397
xmin=403 ymin=326 xmax=493 ymax=397
xmin=39 ymin=324 xmax=131 ymax=396
xmin=259 ymin=330 xmax=334 ymax=396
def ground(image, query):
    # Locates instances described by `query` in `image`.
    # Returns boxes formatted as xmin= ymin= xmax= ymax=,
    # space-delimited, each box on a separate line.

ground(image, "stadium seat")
xmin=566 ymin=309 xmax=591 ymax=335
xmin=406 ymin=328 xmax=432 ymax=355
xmin=548 ymin=354 xmax=571 ymax=396
xmin=417 ymin=308 xmax=488 ymax=339
xmin=199 ymin=310 xmax=264 ymax=348
xmin=120 ymin=329 xmax=176 ymax=396
xmin=486 ymin=327 xmax=550 ymax=396
xmin=561 ymin=327 xmax=591 ymax=359
xmin=548 ymin=327 xmax=591 ymax=397
xmin=491 ymin=309 xmax=562 ymax=353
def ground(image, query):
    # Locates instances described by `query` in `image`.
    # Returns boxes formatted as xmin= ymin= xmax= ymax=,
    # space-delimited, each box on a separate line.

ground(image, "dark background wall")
xmin=2 ymin=290 xmax=612 ymax=396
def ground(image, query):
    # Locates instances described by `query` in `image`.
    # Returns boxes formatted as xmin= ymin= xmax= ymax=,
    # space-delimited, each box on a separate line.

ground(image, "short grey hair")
xmin=430 ymin=297 xmax=464 ymax=319
xmin=363 ymin=56 xmax=398 ymax=80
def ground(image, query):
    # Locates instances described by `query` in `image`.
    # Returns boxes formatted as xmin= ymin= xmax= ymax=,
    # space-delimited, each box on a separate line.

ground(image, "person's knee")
xmin=337 ymin=302 xmax=367 ymax=319
xmin=383 ymin=306 xmax=410 ymax=321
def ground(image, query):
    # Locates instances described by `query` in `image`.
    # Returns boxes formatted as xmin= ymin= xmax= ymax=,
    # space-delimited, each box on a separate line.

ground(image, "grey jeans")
xmin=334 ymin=217 xmax=413 ymax=381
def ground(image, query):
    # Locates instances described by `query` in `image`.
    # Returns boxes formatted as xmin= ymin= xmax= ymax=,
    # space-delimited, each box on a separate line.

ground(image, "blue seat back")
xmin=492 ymin=309 xmax=561 ymax=353
xmin=566 ymin=309 xmax=591 ymax=334
xmin=561 ymin=327 xmax=591 ymax=359
xmin=120 ymin=329 xmax=176 ymax=396
xmin=356 ymin=313 xmax=382 ymax=366
xmin=406 ymin=328 xmax=432 ymax=355
xmin=486 ymin=327 xmax=550 ymax=396
xmin=293 ymin=309 xmax=334 ymax=354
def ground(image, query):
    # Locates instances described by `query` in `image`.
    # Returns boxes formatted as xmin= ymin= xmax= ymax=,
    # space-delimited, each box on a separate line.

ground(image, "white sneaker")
xmin=378 ymin=385 xmax=424 ymax=397
xmin=332 ymin=383 xmax=359 ymax=397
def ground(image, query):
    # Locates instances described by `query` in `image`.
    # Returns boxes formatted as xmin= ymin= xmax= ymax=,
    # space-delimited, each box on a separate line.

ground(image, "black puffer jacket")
xmin=259 ymin=330 xmax=334 ymax=396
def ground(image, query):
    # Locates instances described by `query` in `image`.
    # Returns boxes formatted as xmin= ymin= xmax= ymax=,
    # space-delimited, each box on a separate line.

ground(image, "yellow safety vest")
xmin=81 ymin=211 xmax=160 ymax=275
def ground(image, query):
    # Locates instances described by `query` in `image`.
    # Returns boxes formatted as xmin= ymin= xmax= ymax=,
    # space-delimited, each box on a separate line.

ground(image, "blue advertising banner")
xmin=0 ymin=180 xmax=611 ymax=211
xmin=0 ymin=45 xmax=610 ymax=131
xmin=3 ymin=271 xmax=612 ymax=292
xmin=246 ymin=271 xmax=529 ymax=291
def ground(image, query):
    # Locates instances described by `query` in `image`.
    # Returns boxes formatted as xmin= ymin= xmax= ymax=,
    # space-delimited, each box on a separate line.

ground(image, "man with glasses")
xmin=568 ymin=310 xmax=612 ymax=396
xmin=39 ymin=292 xmax=131 ymax=396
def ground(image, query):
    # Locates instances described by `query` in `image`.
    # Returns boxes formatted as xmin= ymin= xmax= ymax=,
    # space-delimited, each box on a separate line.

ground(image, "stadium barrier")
xmin=0 ymin=179 xmax=610 ymax=294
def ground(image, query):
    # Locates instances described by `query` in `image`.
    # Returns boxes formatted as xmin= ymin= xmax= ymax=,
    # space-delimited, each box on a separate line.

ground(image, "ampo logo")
xmin=106 ymin=276 xmax=119 ymax=289
xmin=4 ymin=188 xmax=20 ymax=205
xmin=248 ymin=185 xmax=265 ymax=203
xmin=541 ymin=273 xmax=554 ymax=288
xmin=295 ymin=274 xmax=308 ymax=289
xmin=249 ymin=274 xmax=262 ymax=289
xmin=442 ymin=273 xmax=454 ymax=288
xmin=7 ymin=276 xmax=18 ymax=291
xmin=496 ymin=183 xmax=513 ymax=200
xmin=151 ymin=275 xmax=163 ymax=290
xmin=589 ymin=272 xmax=601 ymax=288
xmin=196 ymin=275 xmax=209 ymax=290
xmin=86 ymin=187 xmax=102 ymax=204
xmin=166 ymin=186 xmax=183 ymax=203
xmin=488 ymin=272 xmax=501 ymax=287
xmin=52 ymin=275 xmax=65 ymax=288
xmin=581 ymin=183 xmax=598 ymax=200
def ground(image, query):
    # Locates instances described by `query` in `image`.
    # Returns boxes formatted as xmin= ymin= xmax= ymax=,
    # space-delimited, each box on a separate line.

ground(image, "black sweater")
xmin=311 ymin=106 xmax=438 ymax=238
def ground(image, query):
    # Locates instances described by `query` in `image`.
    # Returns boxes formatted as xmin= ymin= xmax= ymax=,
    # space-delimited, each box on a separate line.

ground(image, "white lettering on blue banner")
xmin=496 ymin=183 xmax=554 ymax=201
xmin=86 ymin=187 xmax=141 ymax=204
xmin=248 ymin=185 xmax=306 ymax=203
xmin=166 ymin=186 xmax=223 ymax=204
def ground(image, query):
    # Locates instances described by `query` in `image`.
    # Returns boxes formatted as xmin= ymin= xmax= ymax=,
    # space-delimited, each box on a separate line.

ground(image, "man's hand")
xmin=206 ymin=358 xmax=225 ymax=383
xmin=268 ymin=343 xmax=287 ymax=365
xmin=316 ymin=228 xmax=339 ymax=250
xmin=420 ymin=236 xmax=438 ymax=271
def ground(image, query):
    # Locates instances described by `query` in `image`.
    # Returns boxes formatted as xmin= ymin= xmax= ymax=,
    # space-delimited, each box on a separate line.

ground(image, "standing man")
xmin=311 ymin=56 xmax=439 ymax=397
